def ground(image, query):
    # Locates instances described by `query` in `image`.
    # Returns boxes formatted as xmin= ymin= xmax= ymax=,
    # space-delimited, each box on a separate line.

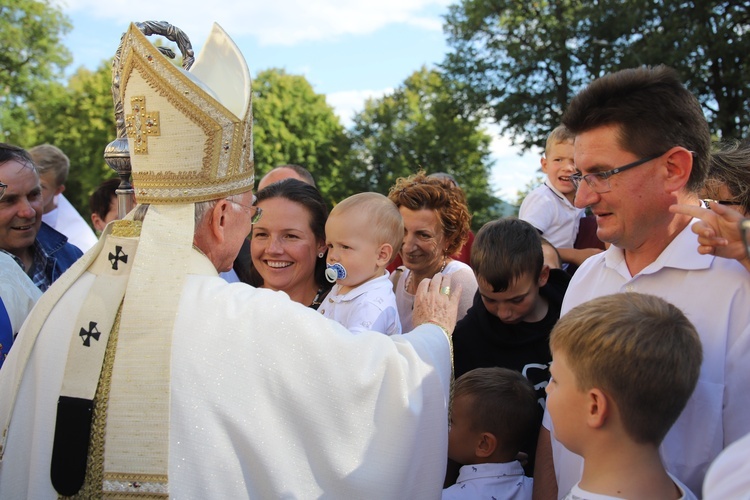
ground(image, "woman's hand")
xmin=412 ymin=273 xmax=461 ymax=334
xmin=670 ymin=202 xmax=750 ymax=272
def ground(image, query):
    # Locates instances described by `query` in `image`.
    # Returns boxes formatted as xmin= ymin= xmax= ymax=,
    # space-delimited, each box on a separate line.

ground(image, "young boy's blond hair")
xmin=544 ymin=124 xmax=575 ymax=157
xmin=29 ymin=144 xmax=70 ymax=187
xmin=550 ymin=292 xmax=702 ymax=444
xmin=329 ymin=192 xmax=403 ymax=261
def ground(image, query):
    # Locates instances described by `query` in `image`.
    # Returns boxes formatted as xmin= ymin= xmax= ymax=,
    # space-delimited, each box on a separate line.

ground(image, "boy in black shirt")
xmin=450 ymin=217 xmax=569 ymax=480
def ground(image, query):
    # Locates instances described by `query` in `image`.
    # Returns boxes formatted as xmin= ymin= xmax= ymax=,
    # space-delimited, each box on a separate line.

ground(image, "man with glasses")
xmin=533 ymin=66 xmax=750 ymax=499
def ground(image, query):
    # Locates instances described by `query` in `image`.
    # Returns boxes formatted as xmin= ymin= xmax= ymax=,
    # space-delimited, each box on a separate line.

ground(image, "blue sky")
xmin=55 ymin=0 xmax=539 ymax=202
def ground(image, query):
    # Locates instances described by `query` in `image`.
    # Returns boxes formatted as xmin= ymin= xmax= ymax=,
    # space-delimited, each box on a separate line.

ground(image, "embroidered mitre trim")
xmin=116 ymin=23 xmax=254 ymax=204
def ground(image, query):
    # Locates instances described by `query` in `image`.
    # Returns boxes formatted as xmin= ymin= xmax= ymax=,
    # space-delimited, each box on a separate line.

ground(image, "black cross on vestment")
xmin=108 ymin=245 xmax=128 ymax=270
xmin=79 ymin=322 xmax=101 ymax=347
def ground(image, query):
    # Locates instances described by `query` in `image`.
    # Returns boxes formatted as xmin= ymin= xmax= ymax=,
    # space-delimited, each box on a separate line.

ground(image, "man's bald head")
xmin=257 ymin=165 xmax=315 ymax=191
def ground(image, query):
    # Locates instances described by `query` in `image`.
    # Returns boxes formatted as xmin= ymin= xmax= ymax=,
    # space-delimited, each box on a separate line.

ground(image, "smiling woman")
xmin=388 ymin=171 xmax=478 ymax=330
xmin=249 ymin=179 xmax=331 ymax=309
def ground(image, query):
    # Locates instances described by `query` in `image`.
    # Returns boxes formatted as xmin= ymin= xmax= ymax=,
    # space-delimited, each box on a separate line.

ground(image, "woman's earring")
xmin=318 ymin=252 xmax=325 ymax=259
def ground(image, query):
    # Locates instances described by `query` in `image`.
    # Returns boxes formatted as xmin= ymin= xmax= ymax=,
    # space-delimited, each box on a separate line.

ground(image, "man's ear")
xmin=475 ymin=432 xmax=497 ymax=459
xmin=56 ymin=184 xmax=66 ymax=196
xmin=540 ymin=156 xmax=548 ymax=174
xmin=537 ymin=264 xmax=550 ymax=287
xmin=586 ymin=388 xmax=610 ymax=429
xmin=376 ymin=243 xmax=393 ymax=267
xmin=91 ymin=213 xmax=105 ymax=232
xmin=208 ymin=200 xmax=231 ymax=243
xmin=663 ymin=147 xmax=693 ymax=194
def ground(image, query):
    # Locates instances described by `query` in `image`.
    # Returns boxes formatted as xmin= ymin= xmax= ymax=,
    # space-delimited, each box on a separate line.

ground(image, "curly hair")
xmin=704 ymin=139 xmax=750 ymax=215
xmin=387 ymin=171 xmax=471 ymax=256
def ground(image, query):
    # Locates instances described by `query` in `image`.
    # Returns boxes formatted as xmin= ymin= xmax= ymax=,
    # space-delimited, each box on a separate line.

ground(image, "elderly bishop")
xmin=0 ymin=22 xmax=458 ymax=499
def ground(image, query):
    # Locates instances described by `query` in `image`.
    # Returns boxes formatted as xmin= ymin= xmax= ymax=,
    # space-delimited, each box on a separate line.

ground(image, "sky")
xmin=53 ymin=0 xmax=541 ymax=203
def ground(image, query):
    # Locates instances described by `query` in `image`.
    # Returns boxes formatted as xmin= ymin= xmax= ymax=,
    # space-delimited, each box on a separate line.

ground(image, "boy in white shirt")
xmin=443 ymin=367 xmax=537 ymax=500
xmin=519 ymin=125 xmax=602 ymax=267
xmin=319 ymin=192 xmax=403 ymax=335
xmin=546 ymin=293 xmax=701 ymax=500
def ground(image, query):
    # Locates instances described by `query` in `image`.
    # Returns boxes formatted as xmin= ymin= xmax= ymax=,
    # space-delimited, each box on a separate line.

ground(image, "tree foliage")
xmin=443 ymin=0 xmax=750 ymax=150
xmin=251 ymin=69 xmax=350 ymax=205
xmin=23 ymin=63 xmax=117 ymax=215
xmin=347 ymin=67 xmax=501 ymax=229
xmin=0 ymin=0 xmax=72 ymax=141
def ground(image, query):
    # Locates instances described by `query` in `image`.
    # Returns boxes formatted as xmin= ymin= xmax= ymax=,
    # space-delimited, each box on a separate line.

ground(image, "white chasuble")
xmin=0 ymin=232 xmax=452 ymax=499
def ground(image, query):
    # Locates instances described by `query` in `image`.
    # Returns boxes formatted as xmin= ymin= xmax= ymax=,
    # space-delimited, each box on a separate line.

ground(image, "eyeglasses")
xmin=705 ymin=199 xmax=742 ymax=208
xmin=0 ymin=181 xmax=6 ymax=201
xmin=228 ymin=197 xmax=263 ymax=224
xmin=570 ymin=152 xmax=665 ymax=194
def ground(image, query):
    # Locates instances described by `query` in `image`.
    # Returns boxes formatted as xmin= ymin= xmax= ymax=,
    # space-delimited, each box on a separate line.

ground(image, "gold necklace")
xmin=405 ymin=258 xmax=447 ymax=294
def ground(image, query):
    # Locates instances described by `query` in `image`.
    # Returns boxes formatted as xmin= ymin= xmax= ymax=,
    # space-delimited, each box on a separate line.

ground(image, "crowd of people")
xmin=0 ymin=21 xmax=749 ymax=500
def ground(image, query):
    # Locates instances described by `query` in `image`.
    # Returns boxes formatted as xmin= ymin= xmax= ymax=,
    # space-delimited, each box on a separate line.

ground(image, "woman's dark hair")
xmin=246 ymin=179 xmax=331 ymax=292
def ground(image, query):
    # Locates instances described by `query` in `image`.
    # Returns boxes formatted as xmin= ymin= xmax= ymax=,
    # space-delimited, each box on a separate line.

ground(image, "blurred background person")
xmin=703 ymin=138 xmax=750 ymax=217
xmin=28 ymin=144 xmax=97 ymax=252
xmin=88 ymin=178 xmax=120 ymax=233
xmin=257 ymin=164 xmax=315 ymax=191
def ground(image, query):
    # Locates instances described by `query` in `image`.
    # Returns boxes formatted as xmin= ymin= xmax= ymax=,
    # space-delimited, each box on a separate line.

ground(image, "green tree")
xmin=252 ymin=69 xmax=350 ymax=204
xmin=24 ymin=63 xmax=117 ymax=216
xmin=347 ymin=67 xmax=500 ymax=229
xmin=630 ymin=1 xmax=750 ymax=140
xmin=0 ymin=0 xmax=72 ymax=141
xmin=442 ymin=0 xmax=750 ymax=150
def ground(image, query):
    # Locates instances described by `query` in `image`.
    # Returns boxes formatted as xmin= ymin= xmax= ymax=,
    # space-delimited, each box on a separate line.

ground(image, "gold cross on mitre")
xmin=125 ymin=96 xmax=160 ymax=154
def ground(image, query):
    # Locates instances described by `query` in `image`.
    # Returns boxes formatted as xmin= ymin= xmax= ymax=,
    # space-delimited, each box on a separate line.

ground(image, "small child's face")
xmin=546 ymin=349 xmax=587 ymax=455
xmin=448 ymin=394 xmax=483 ymax=465
xmin=542 ymin=141 xmax=576 ymax=197
xmin=477 ymin=270 xmax=548 ymax=324
xmin=325 ymin=211 xmax=388 ymax=289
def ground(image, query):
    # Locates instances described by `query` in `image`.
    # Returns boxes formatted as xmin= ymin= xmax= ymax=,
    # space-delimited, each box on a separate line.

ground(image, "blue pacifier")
xmin=325 ymin=263 xmax=347 ymax=283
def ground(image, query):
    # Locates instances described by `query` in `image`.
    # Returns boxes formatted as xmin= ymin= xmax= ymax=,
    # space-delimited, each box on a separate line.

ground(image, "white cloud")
xmin=326 ymin=88 xmax=393 ymax=128
xmin=404 ymin=16 xmax=445 ymax=31
xmin=56 ymin=0 xmax=450 ymax=46
xmin=484 ymin=124 xmax=542 ymax=203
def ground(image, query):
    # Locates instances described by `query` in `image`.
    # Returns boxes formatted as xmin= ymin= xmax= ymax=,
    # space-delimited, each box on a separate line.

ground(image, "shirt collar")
xmin=456 ymin=461 xmax=525 ymax=482
xmin=328 ymin=271 xmax=390 ymax=302
xmin=544 ymin=180 xmax=576 ymax=209
xmin=604 ymin=217 xmax=713 ymax=277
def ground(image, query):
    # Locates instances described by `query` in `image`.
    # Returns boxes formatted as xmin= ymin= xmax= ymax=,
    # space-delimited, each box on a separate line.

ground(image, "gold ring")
xmin=440 ymin=286 xmax=451 ymax=296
